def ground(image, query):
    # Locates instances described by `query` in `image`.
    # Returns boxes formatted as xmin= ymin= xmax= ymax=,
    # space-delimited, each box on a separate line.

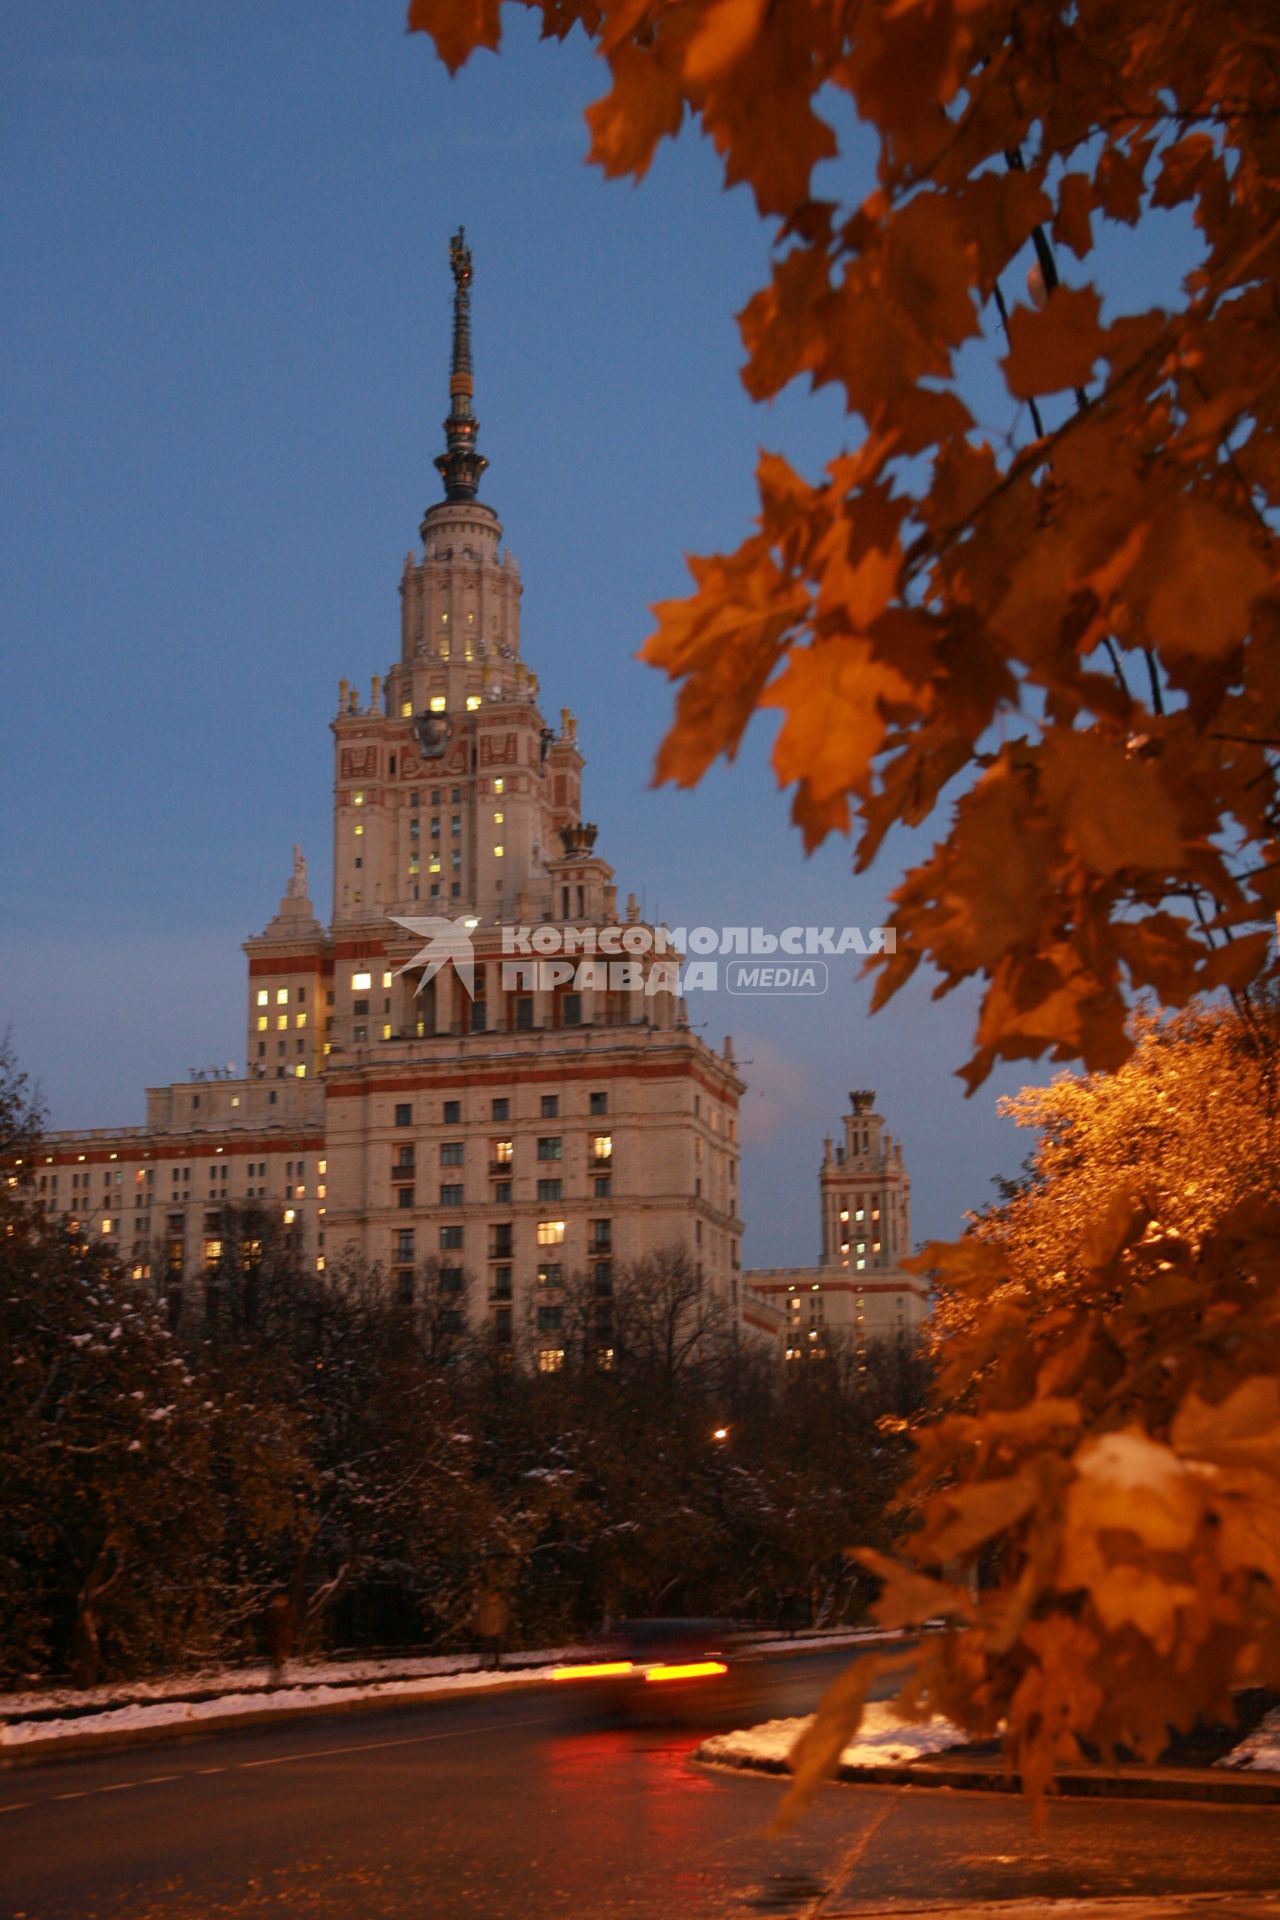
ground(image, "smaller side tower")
xmin=819 ymin=1089 xmax=911 ymax=1271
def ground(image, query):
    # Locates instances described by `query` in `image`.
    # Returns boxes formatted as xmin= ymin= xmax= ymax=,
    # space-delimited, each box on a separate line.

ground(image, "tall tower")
xmin=331 ymin=228 xmax=584 ymax=938
xmin=819 ymin=1090 xmax=911 ymax=1271
xmin=32 ymin=231 xmax=746 ymax=1357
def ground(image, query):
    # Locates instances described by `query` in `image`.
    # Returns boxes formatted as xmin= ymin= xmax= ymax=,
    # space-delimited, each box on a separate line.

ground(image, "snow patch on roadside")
xmin=1216 ymin=1705 xmax=1280 ymax=1772
xmin=0 ymin=1669 xmax=542 ymax=1749
xmin=700 ymin=1700 xmax=966 ymax=1771
xmin=0 ymin=1648 xmax=593 ymax=1722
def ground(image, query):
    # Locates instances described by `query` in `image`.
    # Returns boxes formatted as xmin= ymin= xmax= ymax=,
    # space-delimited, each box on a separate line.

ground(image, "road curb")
xmin=696 ymin=1746 xmax=1280 ymax=1807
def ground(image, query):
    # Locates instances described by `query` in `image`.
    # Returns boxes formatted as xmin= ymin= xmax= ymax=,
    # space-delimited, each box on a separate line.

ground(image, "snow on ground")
xmin=0 ymin=1648 xmax=590 ymax=1722
xmin=699 ymin=1700 xmax=967 ymax=1771
xmin=705 ymin=1700 xmax=1280 ymax=1776
xmin=1216 ymin=1706 xmax=1280 ymax=1772
xmin=0 ymin=1667 xmax=560 ymax=1749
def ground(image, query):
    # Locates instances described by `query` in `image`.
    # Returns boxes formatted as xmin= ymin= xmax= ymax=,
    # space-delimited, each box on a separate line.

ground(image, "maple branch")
xmin=1102 ymin=638 xmax=1133 ymax=702
xmin=900 ymin=328 xmax=1164 ymax=588
xmin=990 ymin=275 xmax=1047 ymax=440
xmin=1143 ymin=650 xmax=1165 ymax=716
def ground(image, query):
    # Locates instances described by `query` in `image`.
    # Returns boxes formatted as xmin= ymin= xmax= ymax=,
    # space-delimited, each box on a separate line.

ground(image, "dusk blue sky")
xmin=2 ymin=4 xmax=1195 ymax=1262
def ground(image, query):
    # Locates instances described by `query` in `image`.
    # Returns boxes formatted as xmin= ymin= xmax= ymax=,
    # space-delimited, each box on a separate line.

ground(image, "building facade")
xmin=743 ymin=1091 xmax=927 ymax=1360
xmin=25 ymin=232 xmax=744 ymax=1367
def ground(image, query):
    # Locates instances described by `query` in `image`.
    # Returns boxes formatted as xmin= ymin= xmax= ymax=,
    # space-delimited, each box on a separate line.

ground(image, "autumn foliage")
xmin=409 ymin=0 xmax=1279 ymax=1089
xmin=783 ymin=1006 xmax=1280 ymax=1812
xmin=407 ymin=0 xmax=1280 ymax=1799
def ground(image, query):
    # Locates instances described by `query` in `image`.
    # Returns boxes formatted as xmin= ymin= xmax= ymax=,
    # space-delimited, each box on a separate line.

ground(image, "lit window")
xmin=276 ymin=988 xmax=288 ymax=1005
xmin=493 ymin=1139 xmax=513 ymax=1164
xmin=494 ymin=845 xmax=504 ymax=858
xmin=284 ymin=1208 xmax=296 ymax=1224
xmin=430 ymin=695 xmax=446 ymax=713
xmin=537 ymin=1220 xmax=566 ymax=1246
xmin=466 ymin=695 xmax=481 ymax=711
xmin=401 ymin=700 xmax=412 ymax=718
xmin=353 ymin=971 xmax=372 ymax=990
xmin=494 ymin=778 xmax=504 ymax=795
xmin=493 ymin=811 xmax=504 ymax=824
xmin=319 ymin=1160 xmax=327 ymax=1174
xmin=101 ymin=1218 xmax=113 ymax=1234
xmin=277 ymin=1014 xmax=288 ymax=1031
xmin=256 ymin=989 xmax=269 ymax=1007
xmin=257 ymin=1016 xmax=268 ymax=1032
xmin=354 ymin=792 xmax=364 ymax=806
xmin=354 ymin=823 xmax=364 ymax=837
xmin=593 ymin=1135 xmax=612 ymax=1161
xmin=382 ymin=1024 xmax=392 ymax=1040
xmin=296 ymin=1065 xmax=306 ymax=1078
xmin=856 ymin=1258 xmax=866 ymax=1270
xmin=382 ymin=971 xmax=392 ymax=988
xmin=295 ymin=1012 xmax=306 ymax=1028
xmin=538 ymin=1348 xmax=565 ymax=1374
xmin=839 ymin=1209 xmax=849 ymax=1222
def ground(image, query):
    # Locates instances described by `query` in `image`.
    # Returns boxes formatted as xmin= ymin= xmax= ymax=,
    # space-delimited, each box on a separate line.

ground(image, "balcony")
xmin=390 ymin=1162 xmax=415 ymax=1182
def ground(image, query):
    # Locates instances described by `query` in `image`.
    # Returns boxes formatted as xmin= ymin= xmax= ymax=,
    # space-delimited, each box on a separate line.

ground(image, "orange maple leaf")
xmin=1003 ymin=284 xmax=1105 ymax=399
xmin=761 ymin=638 xmax=916 ymax=805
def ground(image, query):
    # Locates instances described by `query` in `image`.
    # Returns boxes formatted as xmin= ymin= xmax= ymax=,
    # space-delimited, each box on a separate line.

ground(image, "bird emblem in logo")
xmin=389 ymin=915 xmax=476 ymax=998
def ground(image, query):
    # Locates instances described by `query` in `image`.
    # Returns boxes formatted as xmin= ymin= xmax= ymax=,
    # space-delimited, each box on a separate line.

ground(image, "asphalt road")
xmin=4 ymin=1652 xmax=1279 ymax=1920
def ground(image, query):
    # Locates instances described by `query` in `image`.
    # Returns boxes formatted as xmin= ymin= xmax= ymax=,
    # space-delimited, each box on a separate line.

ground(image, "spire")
xmin=433 ymin=227 xmax=489 ymax=504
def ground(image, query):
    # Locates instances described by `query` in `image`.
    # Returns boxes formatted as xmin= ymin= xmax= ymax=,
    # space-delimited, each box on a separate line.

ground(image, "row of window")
xmin=485 ymin=1177 xmax=611 ymax=1203
xmin=47 ymin=1157 xmax=318 ymax=1190
xmin=394 ymin=1092 xmax=608 ymax=1127
xmin=395 ymin=1178 xmax=600 ymax=1208
xmin=391 ymin=1263 xmax=613 ymax=1304
xmin=393 ymin=1221 xmax=612 ymax=1260
xmin=256 ymin=986 xmax=309 ymax=1007
xmin=353 ymin=785 xmax=475 ymax=809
